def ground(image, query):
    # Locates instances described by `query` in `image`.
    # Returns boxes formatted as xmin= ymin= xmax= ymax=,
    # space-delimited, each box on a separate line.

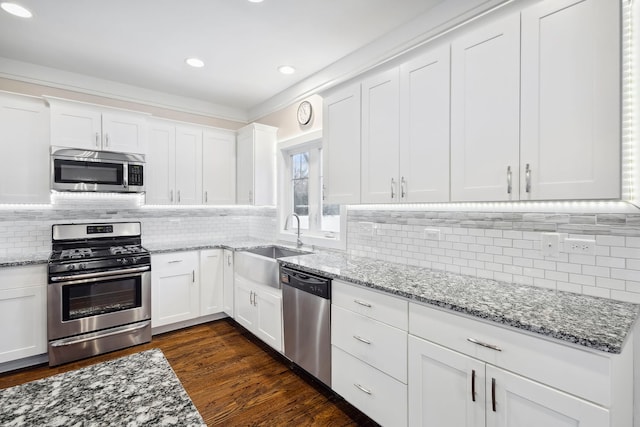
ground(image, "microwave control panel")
xmin=128 ymin=165 xmax=144 ymax=186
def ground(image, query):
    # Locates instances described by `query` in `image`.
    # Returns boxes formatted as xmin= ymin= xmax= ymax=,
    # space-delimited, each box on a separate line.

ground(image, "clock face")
xmin=297 ymin=101 xmax=312 ymax=125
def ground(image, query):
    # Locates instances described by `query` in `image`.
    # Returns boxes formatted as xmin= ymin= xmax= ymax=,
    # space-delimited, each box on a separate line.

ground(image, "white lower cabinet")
xmin=199 ymin=249 xmax=224 ymax=316
xmin=151 ymin=251 xmax=200 ymax=328
xmin=0 ymin=265 xmax=47 ymax=364
xmin=222 ymin=249 xmax=234 ymax=317
xmin=234 ymin=275 xmax=282 ymax=351
xmin=331 ymin=280 xmax=408 ymax=426
xmin=408 ymin=303 xmax=629 ymax=427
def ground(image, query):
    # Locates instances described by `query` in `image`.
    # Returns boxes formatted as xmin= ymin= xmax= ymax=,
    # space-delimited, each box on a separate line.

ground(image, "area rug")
xmin=0 ymin=349 xmax=206 ymax=426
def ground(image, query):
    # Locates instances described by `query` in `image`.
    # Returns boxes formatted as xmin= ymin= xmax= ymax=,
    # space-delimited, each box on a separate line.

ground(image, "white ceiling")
xmin=0 ymin=0 xmax=442 ymax=121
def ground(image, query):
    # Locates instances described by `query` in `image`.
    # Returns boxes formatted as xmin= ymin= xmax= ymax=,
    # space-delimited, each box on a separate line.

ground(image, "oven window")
xmin=62 ymin=277 xmax=142 ymax=321
xmin=55 ymin=159 xmax=124 ymax=185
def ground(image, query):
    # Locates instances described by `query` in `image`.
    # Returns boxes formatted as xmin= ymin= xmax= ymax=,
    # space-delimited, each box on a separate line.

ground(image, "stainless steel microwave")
xmin=51 ymin=147 xmax=145 ymax=193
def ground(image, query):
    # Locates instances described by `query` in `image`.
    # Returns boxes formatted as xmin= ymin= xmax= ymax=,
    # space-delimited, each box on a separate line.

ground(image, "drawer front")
xmin=0 ymin=265 xmax=47 ymax=291
xmin=151 ymin=251 xmax=198 ymax=274
xmin=332 ymin=346 xmax=407 ymax=427
xmin=332 ymin=305 xmax=407 ymax=383
xmin=409 ymin=302 xmax=613 ymax=406
xmin=332 ymin=279 xmax=408 ymax=330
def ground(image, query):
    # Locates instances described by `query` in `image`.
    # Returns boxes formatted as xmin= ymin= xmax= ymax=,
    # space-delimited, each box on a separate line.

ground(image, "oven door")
xmin=48 ymin=268 xmax=151 ymax=341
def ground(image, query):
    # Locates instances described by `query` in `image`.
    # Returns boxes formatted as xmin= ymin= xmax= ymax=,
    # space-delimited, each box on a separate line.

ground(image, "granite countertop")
xmin=0 ymin=252 xmax=50 ymax=268
xmin=279 ymin=252 xmax=640 ymax=355
xmin=0 ymin=349 xmax=205 ymax=426
xmin=142 ymin=238 xmax=279 ymax=254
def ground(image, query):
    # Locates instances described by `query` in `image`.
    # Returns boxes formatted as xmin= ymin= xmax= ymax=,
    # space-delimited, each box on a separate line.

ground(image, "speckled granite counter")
xmin=0 ymin=349 xmax=205 ymax=426
xmin=0 ymin=252 xmax=49 ymax=268
xmin=279 ymin=252 xmax=640 ymax=354
xmin=143 ymin=238 xmax=278 ymax=254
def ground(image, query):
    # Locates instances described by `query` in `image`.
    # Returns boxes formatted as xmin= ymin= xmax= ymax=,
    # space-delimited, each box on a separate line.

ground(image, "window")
xmin=278 ymin=132 xmax=343 ymax=248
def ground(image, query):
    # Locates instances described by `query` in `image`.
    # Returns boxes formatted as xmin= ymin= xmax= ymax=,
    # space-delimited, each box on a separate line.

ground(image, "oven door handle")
xmin=50 ymin=265 xmax=150 ymax=283
xmin=49 ymin=321 xmax=151 ymax=347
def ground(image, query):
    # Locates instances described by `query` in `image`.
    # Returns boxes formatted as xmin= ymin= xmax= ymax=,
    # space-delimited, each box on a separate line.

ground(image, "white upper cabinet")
xmin=322 ymin=83 xmax=361 ymax=204
xmin=146 ymin=120 xmax=202 ymax=205
xmin=450 ymin=15 xmax=521 ymax=202
xmin=236 ymin=123 xmax=277 ymax=206
xmin=399 ymin=44 xmax=451 ymax=203
xmin=520 ymin=0 xmax=620 ymax=200
xmin=361 ymin=68 xmax=400 ymax=203
xmin=49 ymin=99 xmax=147 ymax=154
xmin=0 ymin=92 xmax=50 ymax=204
xmin=202 ymin=129 xmax=236 ymax=205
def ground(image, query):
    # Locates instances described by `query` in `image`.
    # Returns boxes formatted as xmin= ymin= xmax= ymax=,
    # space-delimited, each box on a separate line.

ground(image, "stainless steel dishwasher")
xmin=280 ymin=265 xmax=331 ymax=387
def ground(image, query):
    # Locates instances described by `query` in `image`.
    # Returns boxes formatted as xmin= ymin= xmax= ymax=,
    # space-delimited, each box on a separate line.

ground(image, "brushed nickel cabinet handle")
xmin=467 ymin=338 xmax=502 ymax=352
xmin=105 ymin=133 xmax=109 ymax=147
xmin=170 ymin=190 xmax=174 ymax=202
xmin=354 ymin=299 xmax=372 ymax=308
xmin=390 ymin=178 xmax=396 ymax=199
xmin=227 ymin=254 xmax=232 ymax=266
xmin=177 ymin=190 xmax=181 ymax=203
xmin=205 ymin=191 xmax=208 ymax=203
xmin=471 ymin=369 xmax=476 ymax=402
xmin=507 ymin=166 xmax=512 ymax=194
xmin=354 ymin=383 xmax=372 ymax=395
xmin=525 ymin=163 xmax=531 ymax=193
xmin=401 ymin=176 xmax=406 ymax=198
xmin=168 ymin=260 xmax=182 ymax=264
xmin=95 ymin=132 xmax=100 ymax=147
xmin=353 ymin=335 xmax=371 ymax=345
xmin=492 ymin=378 xmax=497 ymax=412
xmin=192 ymin=270 xmax=195 ymax=282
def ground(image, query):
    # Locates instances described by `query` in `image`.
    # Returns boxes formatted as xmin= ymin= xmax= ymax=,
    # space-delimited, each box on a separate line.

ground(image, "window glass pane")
xmin=319 ymin=149 xmax=340 ymax=233
xmin=291 ymin=152 xmax=309 ymax=229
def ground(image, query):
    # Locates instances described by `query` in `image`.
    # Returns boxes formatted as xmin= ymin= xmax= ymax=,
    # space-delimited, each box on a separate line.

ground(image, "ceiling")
xmin=0 ymin=0 xmax=441 ymax=121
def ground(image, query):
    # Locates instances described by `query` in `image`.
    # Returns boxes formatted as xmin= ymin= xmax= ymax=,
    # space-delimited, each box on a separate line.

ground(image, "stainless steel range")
xmin=47 ymin=222 xmax=151 ymax=366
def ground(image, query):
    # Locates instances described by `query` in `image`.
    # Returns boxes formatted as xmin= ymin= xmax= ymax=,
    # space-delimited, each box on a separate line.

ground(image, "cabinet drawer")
xmin=332 ymin=346 xmax=407 ymax=427
xmin=0 ymin=265 xmax=47 ymax=291
xmin=332 ymin=305 xmax=407 ymax=383
xmin=151 ymin=251 xmax=198 ymax=274
xmin=332 ymin=280 xmax=408 ymax=330
xmin=409 ymin=302 xmax=614 ymax=406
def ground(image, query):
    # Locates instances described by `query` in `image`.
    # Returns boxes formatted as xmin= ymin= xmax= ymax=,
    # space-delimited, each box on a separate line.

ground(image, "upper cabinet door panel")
xmin=101 ymin=112 xmax=147 ymax=154
xmin=450 ymin=15 xmax=520 ymax=202
xmin=399 ymin=44 xmax=451 ymax=203
xmin=323 ymin=83 xmax=361 ymax=205
xmin=174 ymin=126 xmax=202 ymax=205
xmin=361 ymin=68 xmax=400 ymax=203
xmin=50 ymin=104 xmax=102 ymax=150
xmin=520 ymin=0 xmax=620 ymax=200
xmin=146 ymin=121 xmax=176 ymax=205
xmin=202 ymin=130 xmax=236 ymax=205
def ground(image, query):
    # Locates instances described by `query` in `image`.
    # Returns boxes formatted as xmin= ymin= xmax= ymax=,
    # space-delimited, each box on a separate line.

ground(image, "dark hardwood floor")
xmin=0 ymin=318 xmax=378 ymax=426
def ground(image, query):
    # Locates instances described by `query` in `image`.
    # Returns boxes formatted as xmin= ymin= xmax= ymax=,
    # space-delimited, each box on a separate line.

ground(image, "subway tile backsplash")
xmin=347 ymin=209 xmax=640 ymax=304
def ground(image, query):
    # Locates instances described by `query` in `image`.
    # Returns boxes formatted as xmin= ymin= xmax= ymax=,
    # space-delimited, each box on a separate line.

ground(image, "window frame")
xmin=277 ymin=130 xmax=345 ymax=250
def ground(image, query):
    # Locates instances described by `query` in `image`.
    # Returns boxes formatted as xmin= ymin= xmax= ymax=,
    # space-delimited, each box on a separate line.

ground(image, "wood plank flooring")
xmin=0 ymin=319 xmax=378 ymax=426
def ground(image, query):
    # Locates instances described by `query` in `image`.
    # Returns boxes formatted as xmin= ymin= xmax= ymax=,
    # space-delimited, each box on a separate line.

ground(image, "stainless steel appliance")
xmin=47 ymin=222 xmax=151 ymax=366
xmin=281 ymin=265 xmax=331 ymax=387
xmin=51 ymin=147 xmax=145 ymax=193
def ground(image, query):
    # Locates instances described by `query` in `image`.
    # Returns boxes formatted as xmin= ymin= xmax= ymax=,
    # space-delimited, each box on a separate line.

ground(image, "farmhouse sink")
xmin=235 ymin=246 xmax=311 ymax=289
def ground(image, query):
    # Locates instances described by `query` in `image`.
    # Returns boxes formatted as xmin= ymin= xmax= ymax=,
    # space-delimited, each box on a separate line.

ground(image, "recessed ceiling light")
xmin=1 ymin=2 xmax=32 ymax=18
xmin=278 ymin=65 xmax=296 ymax=75
xmin=185 ymin=57 xmax=205 ymax=68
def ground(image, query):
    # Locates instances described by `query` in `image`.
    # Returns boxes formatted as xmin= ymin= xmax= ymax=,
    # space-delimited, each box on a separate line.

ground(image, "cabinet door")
xmin=486 ymin=365 xmax=609 ymax=427
xmin=50 ymin=104 xmax=102 ymax=150
xmin=202 ymin=130 xmax=236 ymax=204
xmin=255 ymin=287 xmax=283 ymax=352
xmin=235 ymin=130 xmax=254 ymax=204
xmin=451 ymin=15 xmax=520 ymax=202
xmin=323 ymin=83 xmax=361 ymax=204
xmin=399 ymin=45 xmax=450 ymax=203
xmin=234 ymin=276 xmax=256 ymax=330
xmin=0 ymin=285 xmax=46 ymax=363
xmin=223 ymin=249 xmax=234 ymax=317
xmin=520 ymin=0 xmax=620 ymax=200
xmin=101 ymin=112 xmax=146 ymax=154
xmin=199 ymin=250 xmax=223 ymax=316
xmin=361 ymin=68 xmax=400 ymax=203
xmin=175 ymin=126 xmax=203 ymax=205
xmin=146 ymin=121 xmax=176 ymax=204
xmin=252 ymin=126 xmax=277 ymax=206
xmin=0 ymin=94 xmax=50 ymax=204
xmin=408 ymin=336 xmax=485 ymax=427
xmin=151 ymin=252 xmax=199 ymax=327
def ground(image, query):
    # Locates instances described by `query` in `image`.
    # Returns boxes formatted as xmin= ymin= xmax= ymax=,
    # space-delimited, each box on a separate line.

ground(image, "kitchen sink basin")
xmin=235 ymin=246 xmax=312 ymax=289
xmin=243 ymin=245 xmax=309 ymax=259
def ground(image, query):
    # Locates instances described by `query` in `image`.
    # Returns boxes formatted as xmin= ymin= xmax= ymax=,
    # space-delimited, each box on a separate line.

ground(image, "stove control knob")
xmin=79 ymin=263 xmax=86 ymax=270
xmin=67 ymin=264 xmax=76 ymax=271
xmin=120 ymin=258 xmax=130 ymax=265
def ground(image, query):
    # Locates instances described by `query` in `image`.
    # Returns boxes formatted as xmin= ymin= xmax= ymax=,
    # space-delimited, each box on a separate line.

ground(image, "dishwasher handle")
xmin=280 ymin=266 xmax=331 ymax=299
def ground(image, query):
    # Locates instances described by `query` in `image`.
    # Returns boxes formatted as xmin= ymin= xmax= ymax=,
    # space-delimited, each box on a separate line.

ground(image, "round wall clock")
xmin=297 ymin=100 xmax=313 ymax=125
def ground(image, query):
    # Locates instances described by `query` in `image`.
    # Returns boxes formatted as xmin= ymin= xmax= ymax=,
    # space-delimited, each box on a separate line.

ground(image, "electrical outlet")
xmin=424 ymin=228 xmax=441 ymax=241
xmin=541 ymin=233 xmax=560 ymax=257
xmin=565 ymin=238 xmax=596 ymax=255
